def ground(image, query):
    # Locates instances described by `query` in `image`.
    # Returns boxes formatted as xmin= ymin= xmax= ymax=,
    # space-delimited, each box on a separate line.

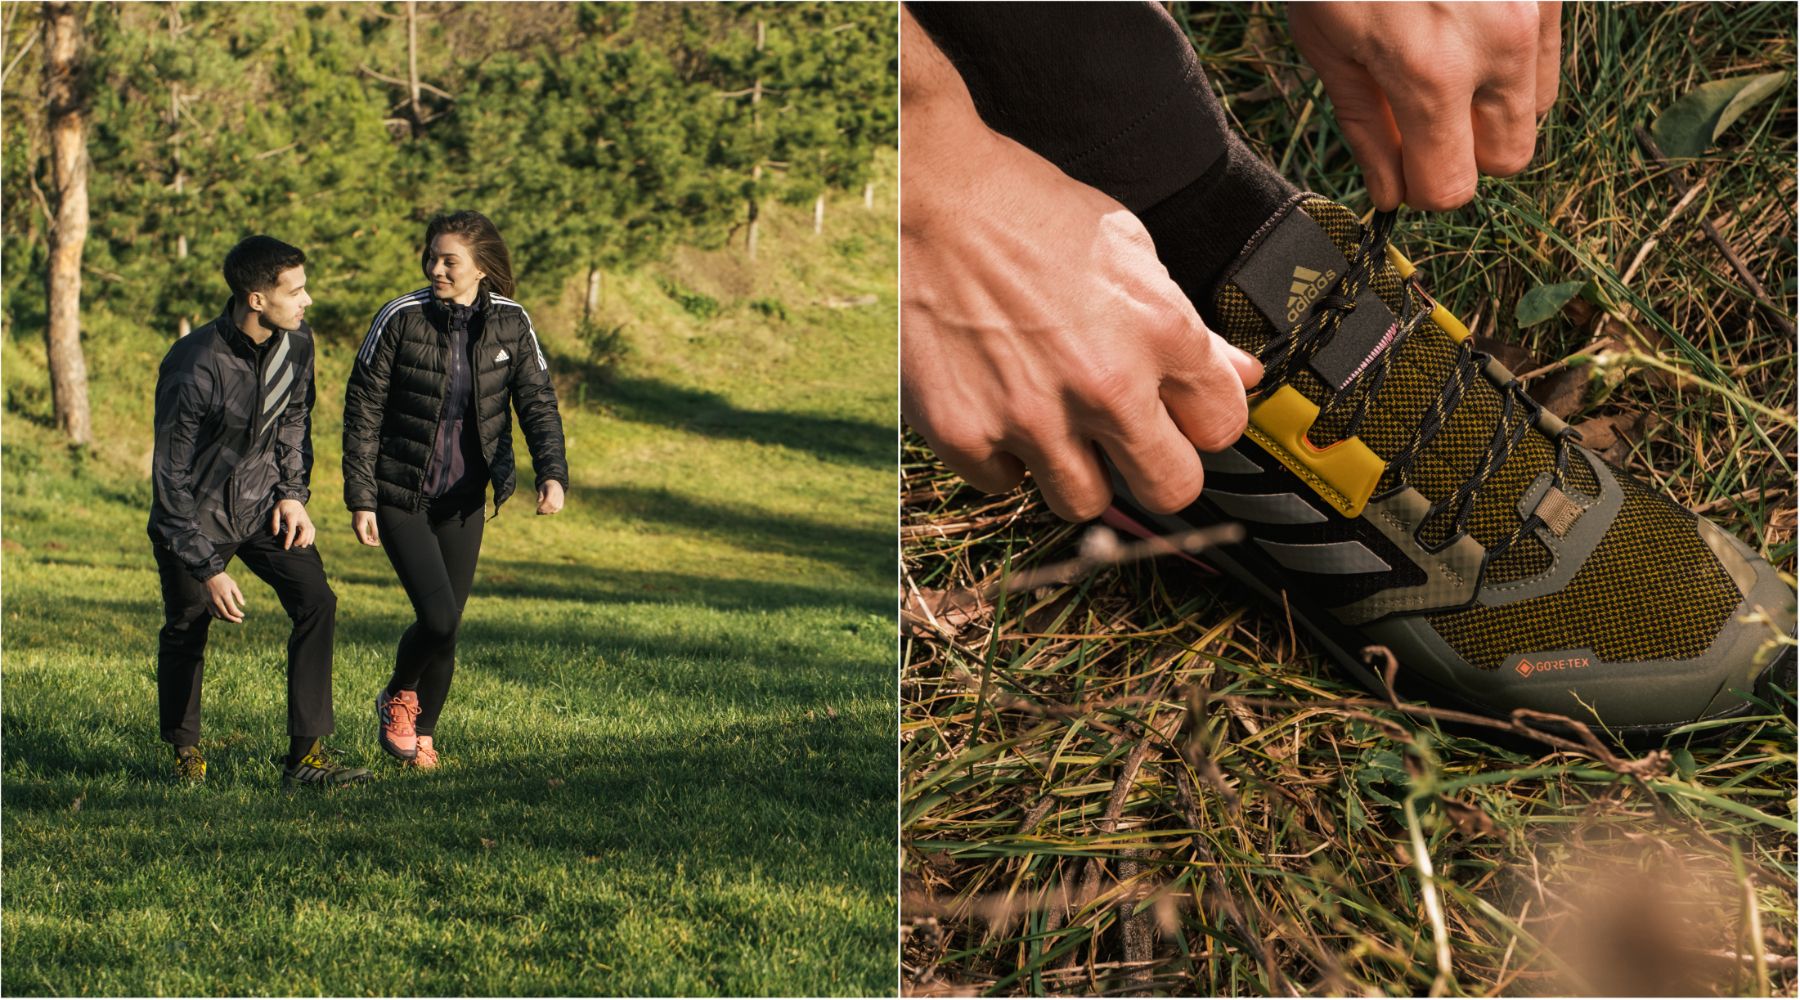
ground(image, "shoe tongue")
xmin=1213 ymin=195 xmax=1573 ymax=582
xmin=1216 ymin=194 xmax=1401 ymax=391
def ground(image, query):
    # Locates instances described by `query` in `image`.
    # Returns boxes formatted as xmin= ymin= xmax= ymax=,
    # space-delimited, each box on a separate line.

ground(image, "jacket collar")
xmin=426 ymin=286 xmax=493 ymax=316
xmin=214 ymin=297 xmax=286 ymax=356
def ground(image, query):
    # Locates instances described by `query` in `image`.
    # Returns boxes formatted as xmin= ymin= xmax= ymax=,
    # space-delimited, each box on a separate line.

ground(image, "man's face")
xmin=248 ymin=266 xmax=312 ymax=332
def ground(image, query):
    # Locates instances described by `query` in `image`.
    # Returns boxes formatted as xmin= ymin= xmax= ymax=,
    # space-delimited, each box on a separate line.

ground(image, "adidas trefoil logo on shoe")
xmin=1286 ymin=264 xmax=1338 ymax=325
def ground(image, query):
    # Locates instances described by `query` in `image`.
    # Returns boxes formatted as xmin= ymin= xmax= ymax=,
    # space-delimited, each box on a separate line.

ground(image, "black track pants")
xmin=377 ymin=497 xmax=485 ymax=736
xmin=155 ymin=533 xmax=337 ymax=746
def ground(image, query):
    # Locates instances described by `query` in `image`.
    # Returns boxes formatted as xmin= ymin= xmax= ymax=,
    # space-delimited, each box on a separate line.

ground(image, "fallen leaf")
xmin=546 ymin=778 xmax=564 ymax=789
xmin=1576 ymin=412 xmax=1658 ymax=465
xmin=1652 ymin=72 xmax=1788 ymax=159
xmin=902 ymin=587 xmax=988 ymax=638
xmin=1442 ymin=796 xmax=1497 ymax=838
xmin=1516 ymin=280 xmax=1586 ymax=328
xmin=1 ymin=539 xmax=23 ymax=554
xmin=43 ymin=541 xmax=66 ymax=551
xmin=480 ymin=837 xmax=496 ymax=849
xmin=1528 ymin=368 xmax=1588 ymax=419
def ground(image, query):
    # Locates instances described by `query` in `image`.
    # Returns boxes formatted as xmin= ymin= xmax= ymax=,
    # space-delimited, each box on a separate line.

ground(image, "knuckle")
xmin=1058 ymin=484 xmax=1112 ymax=523
xmin=1068 ymin=366 xmax=1140 ymax=415
xmin=1136 ymin=470 xmax=1201 ymax=516
xmin=1191 ymin=410 xmax=1249 ymax=453
xmin=925 ymin=421 xmax=995 ymax=463
xmin=1495 ymin=3 xmax=1540 ymax=47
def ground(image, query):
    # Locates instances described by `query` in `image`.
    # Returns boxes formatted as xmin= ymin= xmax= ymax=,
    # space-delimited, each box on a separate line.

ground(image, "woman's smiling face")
xmin=426 ymin=234 xmax=486 ymax=305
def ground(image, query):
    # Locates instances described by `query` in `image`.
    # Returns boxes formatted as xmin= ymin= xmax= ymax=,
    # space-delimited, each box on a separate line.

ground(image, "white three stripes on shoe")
xmin=1199 ymin=447 xmax=1263 ymax=476
xmin=1254 ymin=539 xmax=1391 ymax=575
xmin=1203 ymin=489 xmax=1327 ymax=525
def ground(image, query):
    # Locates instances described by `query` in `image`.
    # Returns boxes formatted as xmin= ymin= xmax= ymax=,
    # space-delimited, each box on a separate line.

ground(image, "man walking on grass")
xmin=148 ymin=235 xmax=371 ymax=788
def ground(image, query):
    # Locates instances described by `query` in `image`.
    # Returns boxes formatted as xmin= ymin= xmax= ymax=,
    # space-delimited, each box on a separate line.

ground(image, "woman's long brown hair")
xmin=420 ymin=210 xmax=516 ymax=299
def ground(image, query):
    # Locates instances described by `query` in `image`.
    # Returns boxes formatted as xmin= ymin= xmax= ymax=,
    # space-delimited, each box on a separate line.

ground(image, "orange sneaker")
xmin=375 ymin=688 xmax=420 ymax=761
xmin=408 ymin=735 xmax=439 ymax=770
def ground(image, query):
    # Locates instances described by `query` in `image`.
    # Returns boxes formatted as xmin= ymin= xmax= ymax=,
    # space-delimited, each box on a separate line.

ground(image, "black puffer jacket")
xmin=343 ymin=287 xmax=567 ymax=513
xmin=148 ymin=301 xmax=316 ymax=580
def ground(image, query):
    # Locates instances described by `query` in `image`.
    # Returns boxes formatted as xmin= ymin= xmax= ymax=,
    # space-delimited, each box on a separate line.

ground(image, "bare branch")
xmin=357 ymin=62 xmax=454 ymax=101
xmin=2 ymin=31 xmax=35 ymax=91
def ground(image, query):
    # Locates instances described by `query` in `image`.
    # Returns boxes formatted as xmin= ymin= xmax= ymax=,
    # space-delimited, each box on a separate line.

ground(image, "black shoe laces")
xmin=1254 ymin=209 xmax=1579 ymax=559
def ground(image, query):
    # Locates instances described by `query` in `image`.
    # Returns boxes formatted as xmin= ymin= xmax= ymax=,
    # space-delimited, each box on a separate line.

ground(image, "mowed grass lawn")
xmin=1 ymin=176 xmax=898 ymax=995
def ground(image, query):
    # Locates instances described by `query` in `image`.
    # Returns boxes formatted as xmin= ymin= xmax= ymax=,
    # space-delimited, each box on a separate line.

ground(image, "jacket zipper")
xmin=416 ymin=316 xmax=454 ymax=511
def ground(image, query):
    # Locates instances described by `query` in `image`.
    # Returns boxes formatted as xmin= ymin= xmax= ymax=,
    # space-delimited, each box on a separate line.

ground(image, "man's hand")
xmin=204 ymin=571 xmax=246 ymax=623
xmin=537 ymin=480 xmax=565 ymax=516
xmin=1289 ymin=2 xmax=1562 ymax=211
xmin=271 ymin=499 xmax=315 ymax=550
xmin=901 ymin=8 xmax=1261 ymax=523
xmin=352 ymin=510 xmax=381 ymax=547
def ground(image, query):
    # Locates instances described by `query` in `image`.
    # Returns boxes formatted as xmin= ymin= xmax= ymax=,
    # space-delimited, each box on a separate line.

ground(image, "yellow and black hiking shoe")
xmin=279 ymin=740 xmax=374 ymax=789
xmin=1114 ymin=193 xmax=1795 ymax=741
xmin=173 ymin=745 xmax=206 ymax=784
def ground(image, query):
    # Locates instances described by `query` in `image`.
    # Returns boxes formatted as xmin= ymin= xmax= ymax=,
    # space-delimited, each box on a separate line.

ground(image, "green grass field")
xmin=902 ymin=5 xmax=1796 ymax=997
xmin=2 ymin=160 xmax=898 ymax=995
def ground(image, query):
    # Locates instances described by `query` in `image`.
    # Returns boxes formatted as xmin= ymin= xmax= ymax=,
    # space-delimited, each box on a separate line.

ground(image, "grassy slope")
xmin=2 ymin=156 xmax=897 ymax=996
xmin=902 ymin=5 xmax=1796 ymax=997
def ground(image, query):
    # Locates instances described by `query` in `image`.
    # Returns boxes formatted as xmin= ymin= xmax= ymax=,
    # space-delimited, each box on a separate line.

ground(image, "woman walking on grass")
xmin=343 ymin=210 xmax=568 ymax=769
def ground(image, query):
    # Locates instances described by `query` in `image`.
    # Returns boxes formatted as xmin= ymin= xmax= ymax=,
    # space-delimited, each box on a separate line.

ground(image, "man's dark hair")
xmin=223 ymin=235 xmax=306 ymax=299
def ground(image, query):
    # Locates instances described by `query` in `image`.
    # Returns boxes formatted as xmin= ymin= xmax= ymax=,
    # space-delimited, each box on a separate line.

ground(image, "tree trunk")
xmin=584 ymin=265 xmax=601 ymax=320
xmin=44 ymin=1 xmax=90 ymax=445
xmin=813 ymin=192 xmax=824 ymax=235
xmin=746 ymin=18 xmax=764 ymax=260
xmin=406 ymin=0 xmax=422 ymax=129
xmin=170 ymin=8 xmax=188 ymax=339
xmin=863 ymin=181 xmax=873 ymax=210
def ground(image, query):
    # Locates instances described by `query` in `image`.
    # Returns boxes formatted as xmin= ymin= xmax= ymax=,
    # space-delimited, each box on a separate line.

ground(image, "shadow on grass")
xmin=582 ymin=372 xmax=892 ymax=470
xmin=543 ymin=482 xmax=892 ymax=583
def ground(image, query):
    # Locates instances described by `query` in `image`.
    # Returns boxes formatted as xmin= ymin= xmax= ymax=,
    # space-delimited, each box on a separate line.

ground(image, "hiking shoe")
xmin=376 ymin=688 xmax=421 ymax=761
xmin=279 ymin=740 xmax=374 ymax=789
xmin=173 ymin=745 xmax=206 ymax=784
xmin=407 ymin=735 xmax=439 ymax=770
xmin=1114 ymin=193 xmax=1796 ymax=740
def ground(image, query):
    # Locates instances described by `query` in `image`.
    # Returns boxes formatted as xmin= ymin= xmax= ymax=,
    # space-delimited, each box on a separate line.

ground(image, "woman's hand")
xmin=537 ymin=480 xmax=565 ymax=515
xmin=352 ymin=510 xmax=381 ymax=546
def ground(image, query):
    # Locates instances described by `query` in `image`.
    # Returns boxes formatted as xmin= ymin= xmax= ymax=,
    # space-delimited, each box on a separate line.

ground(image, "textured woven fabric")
xmin=1430 ymin=468 xmax=1738 ymax=668
xmin=1213 ymin=195 xmax=1740 ymax=666
xmin=1215 ymin=198 xmax=1561 ymax=579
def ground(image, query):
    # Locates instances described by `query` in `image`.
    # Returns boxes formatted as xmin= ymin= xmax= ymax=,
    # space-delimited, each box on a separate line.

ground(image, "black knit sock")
xmin=1136 ymin=133 xmax=1299 ymax=330
xmin=287 ymin=736 xmax=316 ymax=766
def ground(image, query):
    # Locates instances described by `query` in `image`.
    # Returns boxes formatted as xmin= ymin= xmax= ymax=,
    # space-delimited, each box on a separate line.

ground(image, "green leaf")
xmin=1515 ymin=280 xmax=1586 ymax=328
xmin=1652 ymin=72 xmax=1788 ymax=159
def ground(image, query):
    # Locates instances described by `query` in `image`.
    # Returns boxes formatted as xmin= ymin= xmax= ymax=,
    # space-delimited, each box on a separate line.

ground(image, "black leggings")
xmin=378 ymin=496 xmax=485 ymax=736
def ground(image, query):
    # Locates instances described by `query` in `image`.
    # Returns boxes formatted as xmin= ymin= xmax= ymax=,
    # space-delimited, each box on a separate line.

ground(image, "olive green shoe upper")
xmin=1133 ymin=193 xmax=1794 ymax=736
xmin=173 ymin=745 xmax=206 ymax=784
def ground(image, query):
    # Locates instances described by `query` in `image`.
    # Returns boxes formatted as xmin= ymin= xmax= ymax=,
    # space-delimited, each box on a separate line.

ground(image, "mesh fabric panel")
xmin=1429 ymin=469 xmax=1738 ymax=669
xmin=1215 ymin=197 xmax=1562 ymax=580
